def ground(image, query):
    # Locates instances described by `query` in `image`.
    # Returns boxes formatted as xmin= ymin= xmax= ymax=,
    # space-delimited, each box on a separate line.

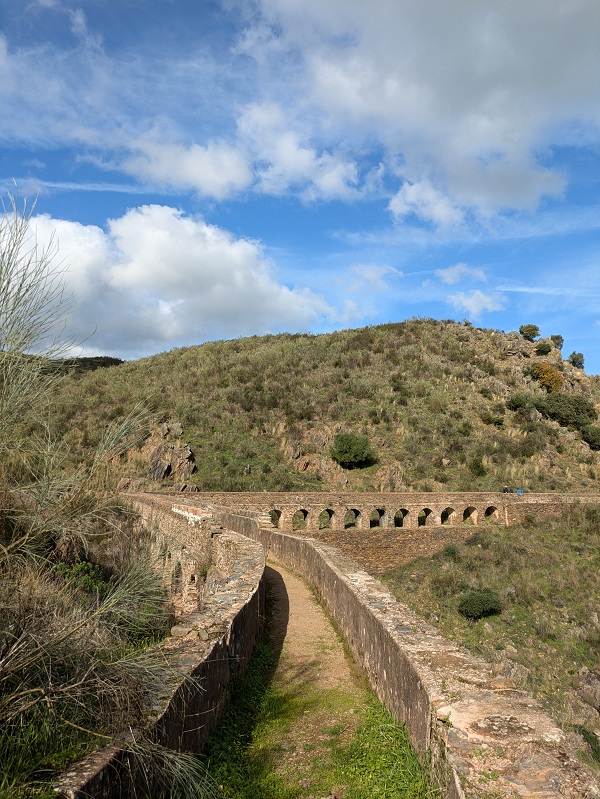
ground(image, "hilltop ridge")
xmin=52 ymin=318 xmax=600 ymax=494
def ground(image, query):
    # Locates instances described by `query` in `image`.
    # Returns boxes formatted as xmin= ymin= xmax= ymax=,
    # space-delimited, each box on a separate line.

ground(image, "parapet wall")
xmin=215 ymin=507 xmax=598 ymax=799
xmin=55 ymin=497 xmax=265 ymax=799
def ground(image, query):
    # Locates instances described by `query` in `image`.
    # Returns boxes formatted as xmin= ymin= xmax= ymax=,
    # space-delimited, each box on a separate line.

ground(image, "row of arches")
xmin=269 ymin=505 xmax=500 ymax=531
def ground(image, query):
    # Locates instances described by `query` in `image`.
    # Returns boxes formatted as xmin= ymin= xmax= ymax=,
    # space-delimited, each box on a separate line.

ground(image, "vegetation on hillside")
xmin=382 ymin=503 xmax=600 ymax=767
xmin=51 ymin=318 xmax=600 ymax=494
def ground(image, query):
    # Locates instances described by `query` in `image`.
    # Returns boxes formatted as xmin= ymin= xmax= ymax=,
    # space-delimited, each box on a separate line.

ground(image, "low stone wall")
xmin=54 ymin=498 xmax=265 ymax=799
xmin=215 ymin=508 xmax=598 ymax=799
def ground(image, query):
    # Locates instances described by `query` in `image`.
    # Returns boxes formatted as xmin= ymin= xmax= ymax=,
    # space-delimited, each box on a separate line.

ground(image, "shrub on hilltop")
xmin=519 ymin=324 xmax=540 ymax=341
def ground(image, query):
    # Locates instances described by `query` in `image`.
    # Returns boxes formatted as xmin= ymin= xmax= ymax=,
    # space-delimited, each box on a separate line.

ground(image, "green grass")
xmin=0 ymin=709 xmax=104 ymax=799
xmin=198 ymin=636 xmax=438 ymax=799
xmin=329 ymin=701 xmax=437 ymax=799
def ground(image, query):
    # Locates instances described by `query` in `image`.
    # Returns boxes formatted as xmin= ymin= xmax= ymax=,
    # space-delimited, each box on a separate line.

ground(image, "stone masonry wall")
xmin=54 ymin=497 xmax=265 ymax=799
xmin=214 ymin=507 xmax=599 ymax=799
xmin=170 ymin=491 xmax=600 ymax=574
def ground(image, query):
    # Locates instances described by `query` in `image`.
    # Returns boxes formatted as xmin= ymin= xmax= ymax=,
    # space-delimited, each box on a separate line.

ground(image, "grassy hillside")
xmin=50 ymin=318 xmax=600 ymax=493
xmin=382 ymin=503 xmax=600 ymax=767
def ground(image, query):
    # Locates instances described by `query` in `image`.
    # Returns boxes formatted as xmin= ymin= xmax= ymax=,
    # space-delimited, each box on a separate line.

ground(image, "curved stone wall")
xmin=54 ymin=497 xmax=265 ymax=799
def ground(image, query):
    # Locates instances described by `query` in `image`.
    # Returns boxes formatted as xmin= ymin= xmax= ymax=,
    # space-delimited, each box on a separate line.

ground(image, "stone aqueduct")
xmin=56 ymin=490 xmax=600 ymax=798
xmin=170 ymin=489 xmax=600 ymax=574
xmin=176 ymin=490 xmax=579 ymax=532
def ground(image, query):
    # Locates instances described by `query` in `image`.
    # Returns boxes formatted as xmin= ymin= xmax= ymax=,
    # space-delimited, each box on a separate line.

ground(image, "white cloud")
xmin=249 ymin=0 xmax=600 ymax=213
xmin=447 ymin=289 xmax=506 ymax=319
xmin=1 ymin=0 xmax=599 ymax=220
xmin=237 ymin=101 xmax=360 ymax=200
xmin=32 ymin=205 xmax=335 ymax=357
xmin=388 ymin=181 xmax=463 ymax=227
xmin=122 ymin=140 xmax=253 ymax=199
xmin=436 ymin=263 xmax=486 ymax=285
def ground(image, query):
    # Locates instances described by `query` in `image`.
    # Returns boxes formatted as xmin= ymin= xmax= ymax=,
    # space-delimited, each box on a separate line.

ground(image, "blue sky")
xmin=1 ymin=0 xmax=599 ymax=372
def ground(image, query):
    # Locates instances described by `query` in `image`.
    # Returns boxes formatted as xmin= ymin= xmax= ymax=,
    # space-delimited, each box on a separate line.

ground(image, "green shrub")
xmin=458 ymin=588 xmax=503 ymax=620
xmin=330 ymin=432 xmax=376 ymax=469
xmin=568 ymin=351 xmax=584 ymax=369
xmin=535 ymin=340 xmax=552 ymax=355
xmin=519 ymin=324 xmax=540 ymax=341
xmin=468 ymin=456 xmax=487 ymax=477
xmin=582 ymin=425 xmax=600 ymax=450
xmin=521 ymin=428 xmax=547 ymax=458
xmin=536 ymin=393 xmax=597 ymax=430
xmin=54 ymin=561 xmax=110 ymax=596
xmin=506 ymin=391 xmax=533 ymax=411
xmin=550 ymin=334 xmax=564 ymax=351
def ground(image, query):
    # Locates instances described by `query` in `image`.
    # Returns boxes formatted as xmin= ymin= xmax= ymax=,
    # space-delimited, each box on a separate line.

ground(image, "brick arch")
xmin=318 ymin=508 xmax=334 ymax=529
xmin=369 ymin=507 xmax=386 ymax=528
xmin=269 ymin=509 xmax=282 ymax=528
xmin=485 ymin=506 xmax=498 ymax=520
xmin=463 ymin=506 xmax=478 ymax=525
xmin=394 ymin=508 xmax=409 ymax=527
xmin=344 ymin=508 xmax=361 ymax=529
xmin=418 ymin=508 xmax=433 ymax=527
xmin=441 ymin=507 xmax=456 ymax=525
xmin=292 ymin=509 xmax=308 ymax=530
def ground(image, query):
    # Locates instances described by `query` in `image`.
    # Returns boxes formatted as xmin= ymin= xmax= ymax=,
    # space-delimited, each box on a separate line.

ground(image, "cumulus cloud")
xmin=248 ymin=0 xmax=599 ymax=214
xmin=435 ymin=263 xmax=487 ymax=285
xmin=447 ymin=289 xmax=506 ymax=319
xmin=237 ymin=101 xmax=359 ymax=200
xmin=122 ymin=140 xmax=253 ymax=199
xmin=1 ymin=0 xmax=598 ymax=223
xmin=32 ymin=205 xmax=335 ymax=357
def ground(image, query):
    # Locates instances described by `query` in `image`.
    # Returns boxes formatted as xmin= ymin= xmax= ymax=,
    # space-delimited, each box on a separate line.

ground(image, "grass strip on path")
xmin=199 ymin=564 xmax=438 ymax=799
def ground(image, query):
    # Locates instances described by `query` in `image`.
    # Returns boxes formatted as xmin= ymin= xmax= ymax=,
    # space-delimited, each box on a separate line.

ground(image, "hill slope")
xmin=51 ymin=318 xmax=600 ymax=494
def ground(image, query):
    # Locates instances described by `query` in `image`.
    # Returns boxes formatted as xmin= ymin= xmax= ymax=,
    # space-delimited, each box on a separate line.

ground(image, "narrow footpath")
xmin=203 ymin=559 xmax=433 ymax=798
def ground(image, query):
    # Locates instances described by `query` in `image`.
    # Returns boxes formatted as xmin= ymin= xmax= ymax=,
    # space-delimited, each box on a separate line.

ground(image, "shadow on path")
xmin=264 ymin=565 xmax=288 ymax=666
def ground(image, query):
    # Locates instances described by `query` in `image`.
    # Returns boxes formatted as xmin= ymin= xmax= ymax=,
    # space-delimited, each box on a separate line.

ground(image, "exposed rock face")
xmin=577 ymin=667 xmax=600 ymax=712
xmin=123 ymin=421 xmax=196 ymax=483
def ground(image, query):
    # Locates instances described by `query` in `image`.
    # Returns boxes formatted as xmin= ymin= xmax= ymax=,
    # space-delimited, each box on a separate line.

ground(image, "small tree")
xmin=519 ymin=324 xmax=540 ymax=341
xmin=568 ymin=351 xmax=584 ymax=369
xmin=530 ymin=362 xmax=564 ymax=392
xmin=535 ymin=340 xmax=552 ymax=355
xmin=330 ymin=432 xmax=375 ymax=469
xmin=550 ymin=334 xmax=564 ymax=351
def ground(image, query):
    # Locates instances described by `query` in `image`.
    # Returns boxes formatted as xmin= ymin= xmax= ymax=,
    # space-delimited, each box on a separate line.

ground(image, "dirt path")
xmin=262 ymin=559 xmax=368 ymax=794
xmin=266 ymin=559 xmax=357 ymax=691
